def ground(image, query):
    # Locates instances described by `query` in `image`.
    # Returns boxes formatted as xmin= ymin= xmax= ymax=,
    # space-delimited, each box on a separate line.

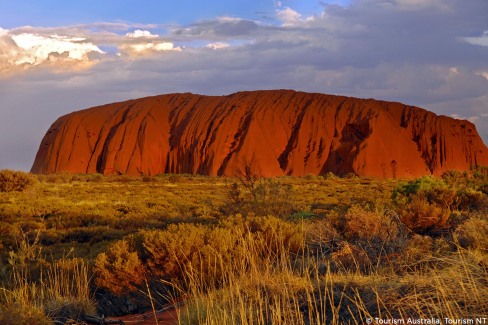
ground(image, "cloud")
xmin=0 ymin=28 xmax=104 ymax=74
xmin=119 ymin=41 xmax=181 ymax=56
xmin=451 ymin=113 xmax=480 ymax=123
xmin=11 ymin=33 xmax=104 ymax=65
xmin=1 ymin=0 xmax=488 ymax=170
xmin=206 ymin=42 xmax=230 ymax=50
xmin=276 ymin=7 xmax=303 ymax=26
xmin=173 ymin=18 xmax=259 ymax=40
xmin=119 ymin=30 xmax=181 ymax=56
xmin=464 ymin=31 xmax=488 ymax=47
xmin=125 ymin=29 xmax=159 ymax=39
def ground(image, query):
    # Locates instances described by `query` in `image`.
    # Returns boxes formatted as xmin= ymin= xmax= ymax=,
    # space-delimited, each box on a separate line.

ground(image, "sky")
xmin=1 ymin=0 xmax=488 ymax=171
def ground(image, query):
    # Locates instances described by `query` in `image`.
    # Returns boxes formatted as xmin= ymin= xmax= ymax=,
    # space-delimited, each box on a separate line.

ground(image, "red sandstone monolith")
xmin=31 ymin=90 xmax=488 ymax=178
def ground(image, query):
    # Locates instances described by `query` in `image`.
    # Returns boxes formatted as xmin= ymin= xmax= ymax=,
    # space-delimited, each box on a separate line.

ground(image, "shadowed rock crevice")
xmin=278 ymin=99 xmax=314 ymax=172
xmin=31 ymin=90 xmax=488 ymax=178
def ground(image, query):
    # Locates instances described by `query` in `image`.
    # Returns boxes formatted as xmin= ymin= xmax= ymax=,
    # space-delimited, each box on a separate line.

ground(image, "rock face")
xmin=31 ymin=90 xmax=488 ymax=178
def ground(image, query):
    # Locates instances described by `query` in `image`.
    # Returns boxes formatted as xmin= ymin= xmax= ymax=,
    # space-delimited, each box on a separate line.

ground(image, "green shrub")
xmin=392 ymin=177 xmax=455 ymax=233
xmin=0 ymin=170 xmax=35 ymax=192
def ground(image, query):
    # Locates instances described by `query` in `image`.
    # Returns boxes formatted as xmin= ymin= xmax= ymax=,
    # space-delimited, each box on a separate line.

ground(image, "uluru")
xmin=31 ymin=90 xmax=488 ymax=178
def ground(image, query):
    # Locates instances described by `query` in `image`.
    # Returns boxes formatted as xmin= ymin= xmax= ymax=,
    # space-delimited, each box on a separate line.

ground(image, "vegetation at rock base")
xmin=0 ymin=169 xmax=487 ymax=324
xmin=0 ymin=170 xmax=35 ymax=193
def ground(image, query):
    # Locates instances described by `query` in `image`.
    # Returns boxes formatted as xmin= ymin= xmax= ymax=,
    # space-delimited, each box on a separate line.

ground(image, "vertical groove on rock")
xmin=96 ymin=105 xmax=133 ymax=174
xmin=278 ymin=98 xmax=313 ymax=172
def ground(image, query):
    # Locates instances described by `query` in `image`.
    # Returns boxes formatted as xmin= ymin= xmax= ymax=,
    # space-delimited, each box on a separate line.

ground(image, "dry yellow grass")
xmin=0 ymin=171 xmax=486 ymax=323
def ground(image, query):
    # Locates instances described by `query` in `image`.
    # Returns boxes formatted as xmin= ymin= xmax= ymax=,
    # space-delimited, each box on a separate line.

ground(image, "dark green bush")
xmin=0 ymin=170 xmax=35 ymax=192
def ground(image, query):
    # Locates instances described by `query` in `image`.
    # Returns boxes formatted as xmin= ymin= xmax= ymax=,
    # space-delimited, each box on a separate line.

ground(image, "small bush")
xmin=138 ymin=216 xmax=305 ymax=287
xmin=0 ymin=304 xmax=53 ymax=325
xmin=331 ymin=242 xmax=370 ymax=272
xmin=454 ymin=188 xmax=487 ymax=211
xmin=244 ymin=216 xmax=305 ymax=254
xmin=0 ymin=170 xmax=35 ymax=192
xmin=393 ymin=177 xmax=455 ymax=233
xmin=454 ymin=217 xmax=488 ymax=251
xmin=397 ymin=195 xmax=449 ymax=234
xmin=479 ymin=183 xmax=488 ymax=195
xmin=141 ymin=224 xmax=208 ymax=279
xmin=304 ymin=218 xmax=341 ymax=254
xmin=142 ymin=175 xmax=157 ymax=183
xmin=93 ymin=239 xmax=146 ymax=294
xmin=403 ymin=234 xmax=433 ymax=263
xmin=343 ymin=206 xmax=399 ymax=242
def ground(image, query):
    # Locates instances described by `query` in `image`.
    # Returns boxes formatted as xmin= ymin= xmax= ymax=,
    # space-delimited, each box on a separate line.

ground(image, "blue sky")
xmin=0 ymin=0 xmax=345 ymax=27
xmin=1 ymin=1 xmax=263 ymax=27
xmin=0 ymin=0 xmax=487 ymax=170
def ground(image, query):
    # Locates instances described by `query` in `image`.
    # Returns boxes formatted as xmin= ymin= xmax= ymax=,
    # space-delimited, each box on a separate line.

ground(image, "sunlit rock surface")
xmin=32 ymin=90 xmax=488 ymax=178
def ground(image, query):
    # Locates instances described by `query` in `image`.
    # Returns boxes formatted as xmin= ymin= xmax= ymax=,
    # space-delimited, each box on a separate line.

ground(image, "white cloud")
xmin=119 ymin=41 xmax=181 ymax=56
xmin=0 ymin=29 xmax=104 ymax=74
xmin=217 ymin=16 xmax=242 ymax=23
xmin=464 ymin=31 xmax=488 ymax=47
xmin=451 ymin=113 xmax=480 ymax=123
xmin=206 ymin=42 xmax=230 ymax=50
xmin=121 ymin=29 xmax=182 ymax=56
xmin=276 ymin=7 xmax=302 ymax=26
xmin=477 ymin=71 xmax=488 ymax=80
xmin=125 ymin=29 xmax=159 ymax=39
xmin=11 ymin=33 xmax=104 ymax=65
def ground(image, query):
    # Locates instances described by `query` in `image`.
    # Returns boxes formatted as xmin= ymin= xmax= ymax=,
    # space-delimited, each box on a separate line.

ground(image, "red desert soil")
xmin=31 ymin=90 xmax=488 ymax=178
xmin=107 ymin=308 xmax=178 ymax=325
